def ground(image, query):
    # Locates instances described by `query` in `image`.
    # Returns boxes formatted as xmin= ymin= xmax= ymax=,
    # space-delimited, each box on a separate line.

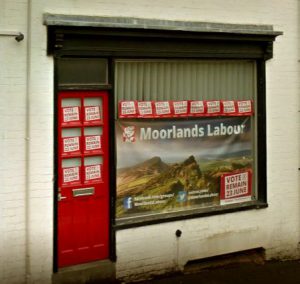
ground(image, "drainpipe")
xmin=25 ymin=0 xmax=32 ymax=283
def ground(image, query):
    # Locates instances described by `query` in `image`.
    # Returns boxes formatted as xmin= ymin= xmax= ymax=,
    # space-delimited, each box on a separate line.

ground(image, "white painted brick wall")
xmin=0 ymin=0 xmax=28 ymax=283
xmin=0 ymin=0 xmax=299 ymax=283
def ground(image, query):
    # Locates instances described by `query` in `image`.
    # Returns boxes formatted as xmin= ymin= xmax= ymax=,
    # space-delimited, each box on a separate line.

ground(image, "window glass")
xmin=115 ymin=59 xmax=257 ymax=220
xmin=58 ymin=58 xmax=108 ymax=86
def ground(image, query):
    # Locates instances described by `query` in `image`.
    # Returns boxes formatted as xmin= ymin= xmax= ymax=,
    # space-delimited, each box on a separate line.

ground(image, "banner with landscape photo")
xmin=116 ymin=117 xmax=253 ymax=219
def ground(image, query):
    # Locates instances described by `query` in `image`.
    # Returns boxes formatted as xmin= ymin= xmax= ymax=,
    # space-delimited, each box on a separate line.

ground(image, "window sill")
xmin=115 ymin=201 xmax=268 ymax=230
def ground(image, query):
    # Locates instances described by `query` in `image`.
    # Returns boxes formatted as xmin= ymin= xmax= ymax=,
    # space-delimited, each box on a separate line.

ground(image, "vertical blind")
xmin=115 ymin=60 xmax=256 ymax=104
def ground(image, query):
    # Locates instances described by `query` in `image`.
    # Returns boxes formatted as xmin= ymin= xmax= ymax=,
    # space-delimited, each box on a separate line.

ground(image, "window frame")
xmin=113 ymin=60 xmax=266 ymax=230
xmin=50 ymin=23 xmax=273 ymax=230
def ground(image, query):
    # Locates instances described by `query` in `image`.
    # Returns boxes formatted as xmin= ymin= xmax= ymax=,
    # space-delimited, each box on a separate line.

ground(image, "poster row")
xmin=61 ymin=105 xmax=102 ymax=125
xmin=62 ymin=135 xmax=102 ymax=156
xmin=62 ymin=164 xmax=102 ymax=185
xmin=119 ymin=100 xmax=253 ymax=118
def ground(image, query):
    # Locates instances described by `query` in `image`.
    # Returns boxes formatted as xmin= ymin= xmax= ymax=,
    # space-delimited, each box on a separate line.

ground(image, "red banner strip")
xmin=119 ymin=100 xmax=253 ymax=118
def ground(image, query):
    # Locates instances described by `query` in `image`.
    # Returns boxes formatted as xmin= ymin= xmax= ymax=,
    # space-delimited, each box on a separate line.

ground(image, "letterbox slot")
xmin=73 ymin=187 xmax=95 ymax=197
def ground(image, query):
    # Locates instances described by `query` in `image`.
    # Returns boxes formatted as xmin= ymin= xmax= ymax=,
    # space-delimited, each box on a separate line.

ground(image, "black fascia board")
xmin=45 ymin=15 xmax=282 ymax=59
xmin=48 ymin=26 xmax=277 ymax=60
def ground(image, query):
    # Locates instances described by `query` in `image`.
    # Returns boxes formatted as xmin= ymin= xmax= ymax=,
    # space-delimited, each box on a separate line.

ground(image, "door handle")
xmin=58 ymin=192 xmax=67 ymax=201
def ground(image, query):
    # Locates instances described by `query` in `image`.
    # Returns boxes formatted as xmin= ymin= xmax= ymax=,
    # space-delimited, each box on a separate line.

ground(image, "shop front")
xmin=45 ymin=14 xmax=281 ymax=280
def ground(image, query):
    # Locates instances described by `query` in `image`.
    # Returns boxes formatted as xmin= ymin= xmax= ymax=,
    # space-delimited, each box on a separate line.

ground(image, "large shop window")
xmin=115 ymin=60 xmax=259 ymax=224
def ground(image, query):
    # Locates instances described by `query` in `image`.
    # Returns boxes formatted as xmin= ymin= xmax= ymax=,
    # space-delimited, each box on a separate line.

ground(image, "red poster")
xmin=62 ymin=166 xmax=80 ymax=185
xmin=205 ymin=100 xmax=222 ymax=116
xmin=119 ymin=101 xmax=137 ymax=118
xmin=85 ymin=135 xmax=102 ymax=151
xmin=222 ymin=100 xmax=237 ymax=116
xmin=85 ymin=164 xmax=102 ymax=182
xmin=62 ymin=137 xmax=80 ymax=154
xmin=137 ymin=101 xmax=154 ymax=118
xmin=84 ymin=106 xmax=101 ymax=122
xmin=62 ymin=106 xmax=80 ymax=124
xmin=154 ymin=101 xmax=172 ymax=117
xmin=172 ymin=101 xmax=189 ymax=117
xmin=237 ymin=100 xmax=253 ymax=116
xmin=118 ymin=100 xmax=254 ymax=119
xmin=189 ymin=100 xmax=205 ymax=116
xmin=220 ymin=170 xmax=252 ymax=205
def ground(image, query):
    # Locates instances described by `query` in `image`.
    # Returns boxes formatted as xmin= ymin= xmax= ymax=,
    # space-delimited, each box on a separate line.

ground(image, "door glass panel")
xmin=84 ymin=98 xmax=103 ymax=123
xmin=84 ymin=156 xmax=103 ymax=166
xmin=84 ymin=127 xmax=102 ymax=136
xmin=84 ymin=97 xmax=102 ymax=107
xmin=62 ymin=128 xmax=81 ymax=137
xmin=84 ymin=156 xmax=103 ymax=182
xmin=84 ymin=128 xmax=102 ymax=152
xmin=62 ymin=158 xmax=81 ymax=168
xmin=62 ymin=98 xmax=81 ymax=107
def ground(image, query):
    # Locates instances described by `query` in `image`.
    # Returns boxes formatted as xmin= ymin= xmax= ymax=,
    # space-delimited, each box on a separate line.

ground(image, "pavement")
xmin=128 ymin=260 xmax=300 ymax=284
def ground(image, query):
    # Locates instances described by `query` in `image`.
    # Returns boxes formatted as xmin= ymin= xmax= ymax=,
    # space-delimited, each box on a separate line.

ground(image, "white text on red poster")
xmin=85 ymin=106 xmax=101 ymax=121
xmin=63 ymin=137 xmax=80 ymax=153
xmin=63 ymin=107 xmax=80 ymax=123
xmin=85 ymin=135 xmax=101 ymax=151
xmin=85 ymin=165 xmax=102 ymax=181
xmin=63 ymin=167 xmax=80 ymax=183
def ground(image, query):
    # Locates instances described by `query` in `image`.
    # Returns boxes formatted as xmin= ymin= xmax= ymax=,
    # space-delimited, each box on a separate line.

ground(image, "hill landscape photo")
xmin=116 ymin=153 xmax=252 ymax=218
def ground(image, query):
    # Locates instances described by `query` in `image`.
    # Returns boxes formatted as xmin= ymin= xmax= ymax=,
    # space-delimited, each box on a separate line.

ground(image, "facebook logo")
xmin=123 ymin=197 xmax=133 ymax=209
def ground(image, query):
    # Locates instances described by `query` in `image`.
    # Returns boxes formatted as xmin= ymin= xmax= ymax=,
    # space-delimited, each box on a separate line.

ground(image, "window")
xmin=115 ymin=59 xmax=259 ymax=223
xmin=57 ymin=58 xmax=108 ymax=87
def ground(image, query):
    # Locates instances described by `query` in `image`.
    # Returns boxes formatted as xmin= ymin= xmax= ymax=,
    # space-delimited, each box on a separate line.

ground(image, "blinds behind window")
xmin=115 ymin=60 xmax=256 ymax=104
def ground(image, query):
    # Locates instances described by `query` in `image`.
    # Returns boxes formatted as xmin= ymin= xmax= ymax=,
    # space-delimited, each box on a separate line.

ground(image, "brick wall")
xmin=0 ymin=0 xmax=28 ymax=283
xmin=0 ymin=0 xmax=299 ymax=283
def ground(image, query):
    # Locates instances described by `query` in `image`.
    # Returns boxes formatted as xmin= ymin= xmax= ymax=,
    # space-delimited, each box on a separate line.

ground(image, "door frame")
xmin=53 ymin=56 xmax=116 ymax=272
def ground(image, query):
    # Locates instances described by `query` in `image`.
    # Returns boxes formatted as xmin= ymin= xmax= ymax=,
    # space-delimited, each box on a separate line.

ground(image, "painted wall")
xmin=0 ymin=0 xmax=299 ymax=283
xmin=0 ymin=0 xmax=28 ymax=283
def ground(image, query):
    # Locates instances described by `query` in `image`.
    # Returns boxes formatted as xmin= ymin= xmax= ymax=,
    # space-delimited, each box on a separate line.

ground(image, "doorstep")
xmin=52 ymin=260 xmax=116 ymax=284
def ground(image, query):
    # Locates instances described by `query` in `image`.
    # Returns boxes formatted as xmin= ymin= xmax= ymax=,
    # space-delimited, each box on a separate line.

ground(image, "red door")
xmin=57 ymin=91 xmax=109 ymax=267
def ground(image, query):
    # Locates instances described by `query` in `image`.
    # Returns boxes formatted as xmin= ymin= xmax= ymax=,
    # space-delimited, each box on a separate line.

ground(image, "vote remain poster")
xmin=116 ymin=116 xmax=253 ymax=219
